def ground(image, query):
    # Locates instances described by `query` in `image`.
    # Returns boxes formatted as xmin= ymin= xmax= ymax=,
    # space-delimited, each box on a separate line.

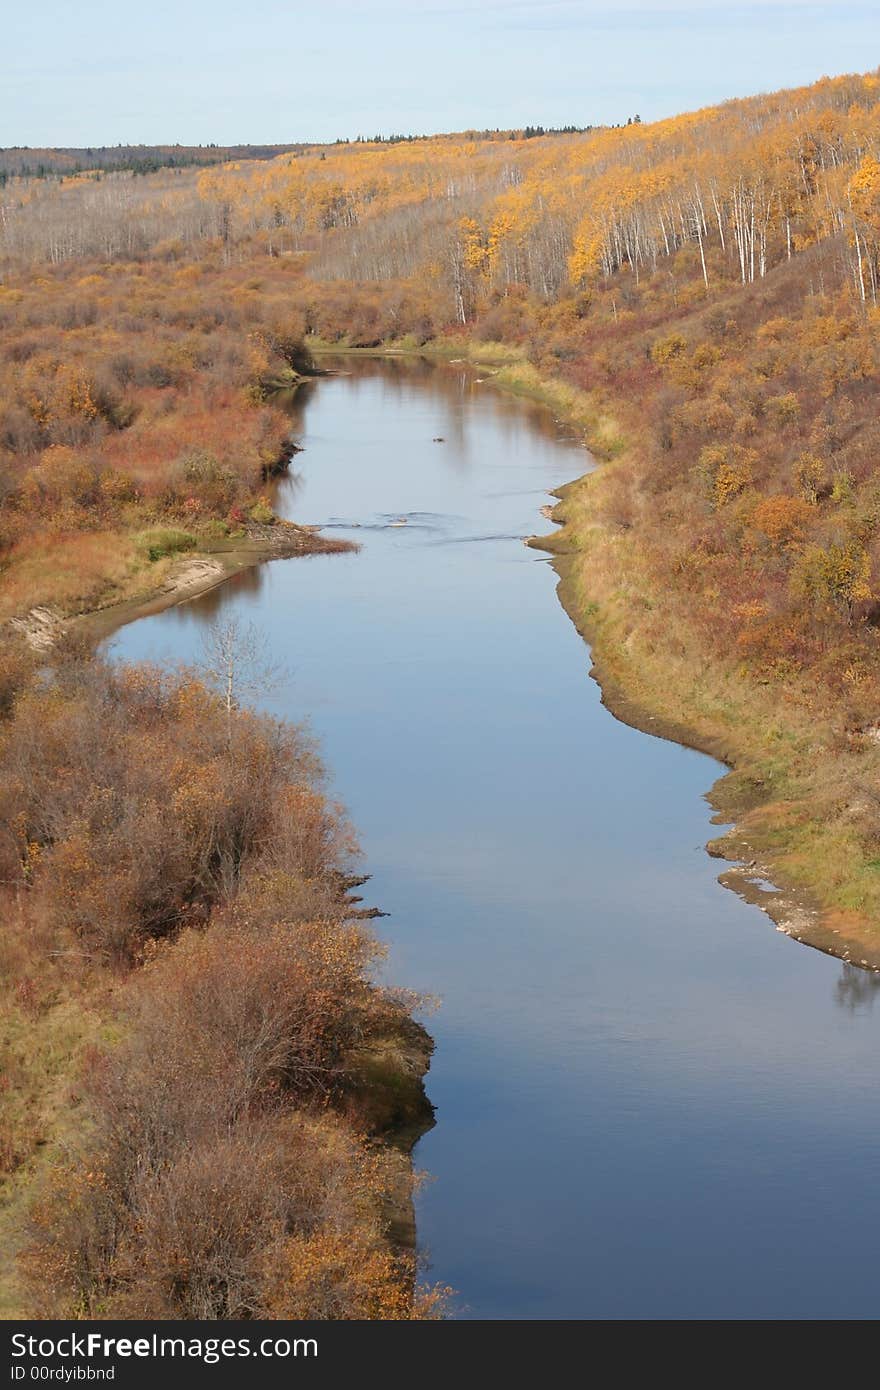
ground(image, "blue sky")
xmin=4 ymin=2 xmax=878 ymax=147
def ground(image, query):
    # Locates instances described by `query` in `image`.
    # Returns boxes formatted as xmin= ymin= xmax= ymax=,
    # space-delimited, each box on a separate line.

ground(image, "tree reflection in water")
xmin=835 ymin=961 xmax=880 ymax=1013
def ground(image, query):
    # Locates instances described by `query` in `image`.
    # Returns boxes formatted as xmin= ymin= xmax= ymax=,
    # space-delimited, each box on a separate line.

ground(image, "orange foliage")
xmin=750 ymin=495 xmax=812 ymax=545
xmin=6 ymin=653 xmax=433 ymax=1320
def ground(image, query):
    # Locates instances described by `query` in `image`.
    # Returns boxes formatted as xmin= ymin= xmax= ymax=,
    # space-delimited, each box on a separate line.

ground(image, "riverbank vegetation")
xmin=0 ymin=635 xmax=436 ymax=1317
xmin=0 ymin=252 xmax=351 ymax=627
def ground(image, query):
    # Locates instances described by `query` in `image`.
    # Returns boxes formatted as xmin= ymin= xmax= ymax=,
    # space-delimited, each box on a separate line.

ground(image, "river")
xmin=109 ymin=356 xmax=880 ymax=1320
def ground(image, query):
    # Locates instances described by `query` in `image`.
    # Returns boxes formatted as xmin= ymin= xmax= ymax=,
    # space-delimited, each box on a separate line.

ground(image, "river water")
xmin=109 ymin=356 xmax=880 ymax=1320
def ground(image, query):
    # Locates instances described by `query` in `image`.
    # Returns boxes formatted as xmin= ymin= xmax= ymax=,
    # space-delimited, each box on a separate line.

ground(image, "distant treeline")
xmin=0 ymin=143 xmax=309 ymax=182
xmin=340 ymin=124 xmax=595 ymax=146
xmin=0 ymin=127 xmax=604 ymax=184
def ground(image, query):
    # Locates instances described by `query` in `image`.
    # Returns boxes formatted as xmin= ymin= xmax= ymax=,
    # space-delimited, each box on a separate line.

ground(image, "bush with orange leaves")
xmin=23 ymin=915 xmax=431 ymax=1319
xmin=25 ymin=1116 xmax=428 ymax=1320
xmin=749 ymin=494 xmax=812 ymax=546
xmin=0 ymin=656 xmax=351 ymax=962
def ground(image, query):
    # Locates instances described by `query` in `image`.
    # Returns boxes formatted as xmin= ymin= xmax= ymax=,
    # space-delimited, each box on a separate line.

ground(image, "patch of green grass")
xmin=248 ymin=500 xmax=275 ymax=525
xmin=461 ymin=339 xmax=527 ymax=366
xmin=135 ymin=527 xmax=197 ymax=563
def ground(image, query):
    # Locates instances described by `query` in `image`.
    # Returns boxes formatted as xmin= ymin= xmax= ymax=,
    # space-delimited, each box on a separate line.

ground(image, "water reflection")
xmin=272 ymin=379 xmax=318 ymax=438
xmin=269 ymin=466 xmax=305 ymax=510
xmin=109 ymin=357 xmax=880 ymax=1321
xmin=163 ymin=561 xmax=267 ymax=624
xmin=835 ymin=961 xmax=880 ymax=1012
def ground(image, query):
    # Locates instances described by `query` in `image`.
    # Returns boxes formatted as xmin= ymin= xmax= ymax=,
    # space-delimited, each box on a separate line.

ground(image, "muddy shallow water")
xmin=109 ymin=357 xmax=880 ymax=1320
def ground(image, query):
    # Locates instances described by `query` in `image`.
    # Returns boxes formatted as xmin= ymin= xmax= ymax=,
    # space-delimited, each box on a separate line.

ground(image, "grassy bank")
xmin=538 ymin=484 xmax=880 ymax=964
xmin=506 ymin=367 xmax=880 ymax=968
xmin=443 ymin=341 xmax=880 ymax=966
